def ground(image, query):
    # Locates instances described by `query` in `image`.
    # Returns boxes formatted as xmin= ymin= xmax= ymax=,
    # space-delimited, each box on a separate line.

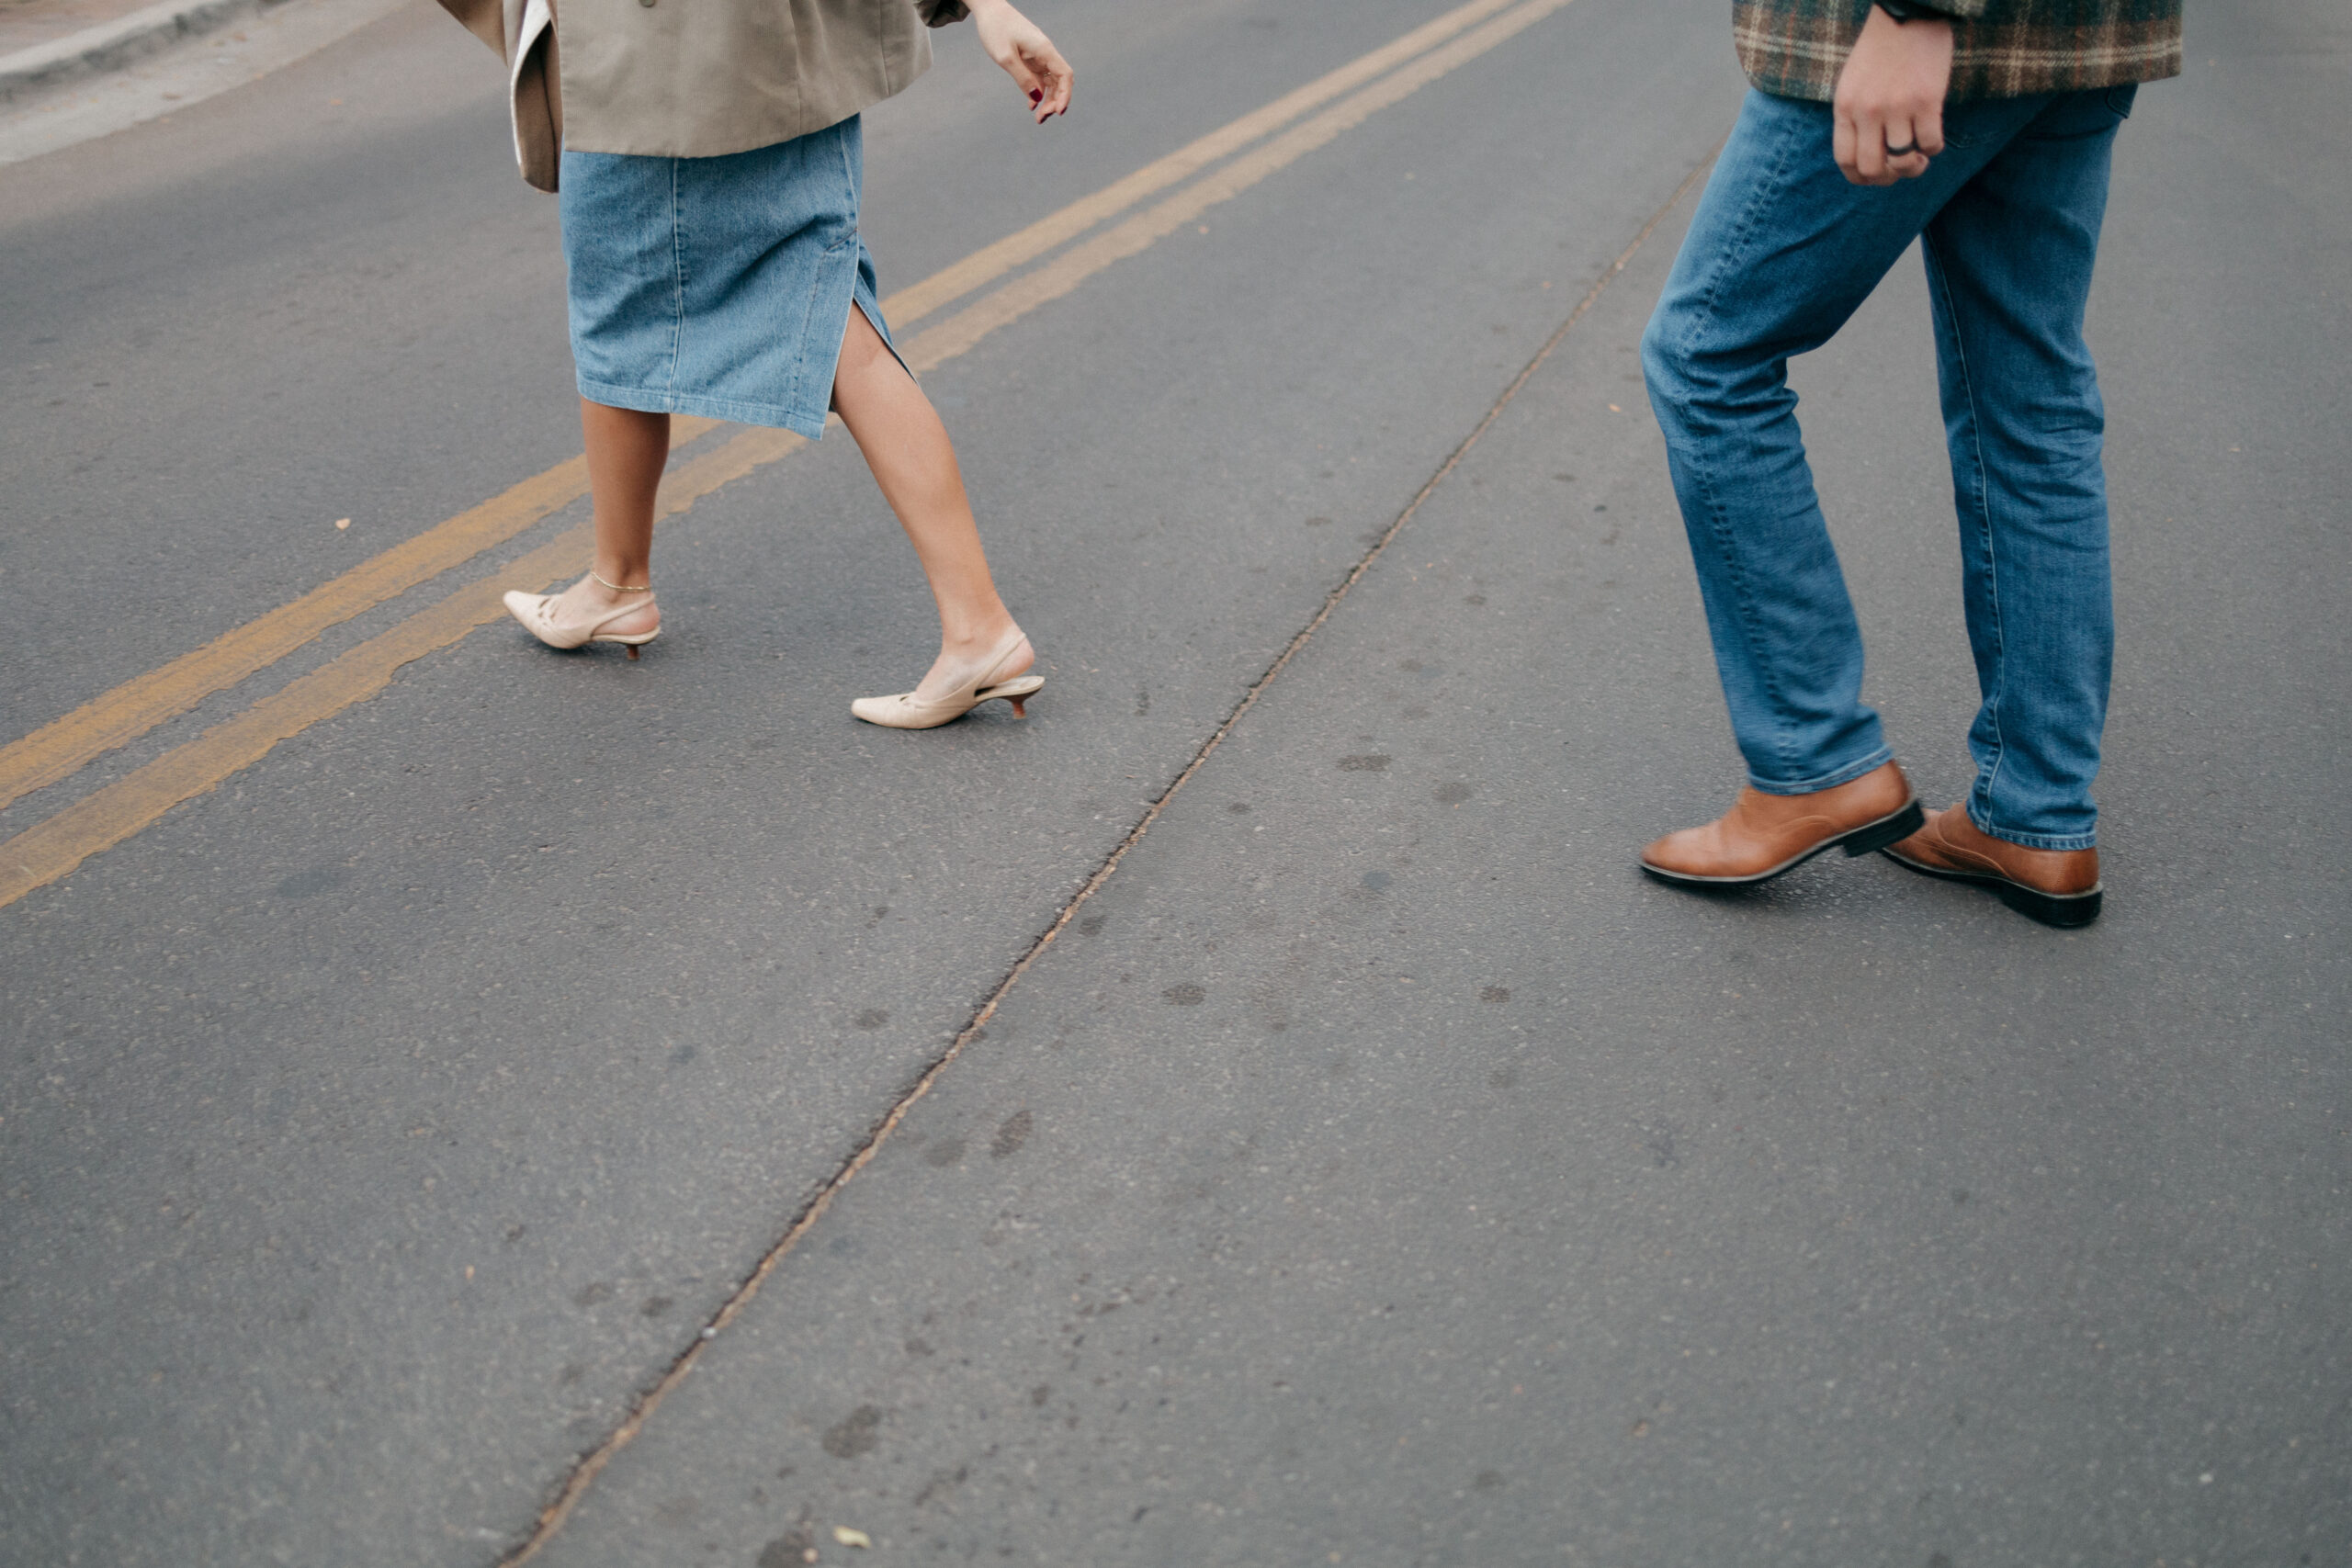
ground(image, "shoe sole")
xmin=1879 ymin=845 xmax=2103 ymax=929
xmin=1639 ymin=799 xmax=1926 ymax=889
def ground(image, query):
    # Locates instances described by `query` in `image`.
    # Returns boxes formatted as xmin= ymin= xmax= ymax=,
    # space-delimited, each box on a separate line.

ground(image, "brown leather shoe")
xmin=1882 ymin=804 xmax=2102 ymax=928
xmin=1641 ymin=761 xmax=1923 ymax=887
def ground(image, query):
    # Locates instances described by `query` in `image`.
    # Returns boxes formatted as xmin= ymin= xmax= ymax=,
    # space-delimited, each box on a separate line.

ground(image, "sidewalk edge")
xmin=0 ymin=0 xmax=291 ymax=104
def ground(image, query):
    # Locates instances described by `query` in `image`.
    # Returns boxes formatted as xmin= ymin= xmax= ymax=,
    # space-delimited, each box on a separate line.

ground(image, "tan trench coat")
xmin=434 ymin=0 xmax=969 ymax=193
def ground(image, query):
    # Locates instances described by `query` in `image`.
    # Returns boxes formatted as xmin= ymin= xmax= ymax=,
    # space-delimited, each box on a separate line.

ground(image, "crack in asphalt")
xmin=493 ymin=147 xmax=1720 ymax=1568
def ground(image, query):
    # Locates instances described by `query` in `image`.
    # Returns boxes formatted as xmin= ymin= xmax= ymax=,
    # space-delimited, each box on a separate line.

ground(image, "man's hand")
xmin=1833 ymin=6 xmax=1953 ymax=185
xmin=968 ymin=0 xmax=1073 ymax=124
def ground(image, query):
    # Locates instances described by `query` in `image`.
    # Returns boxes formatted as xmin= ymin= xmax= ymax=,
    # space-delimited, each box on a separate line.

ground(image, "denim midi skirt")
xmin=559 ymin=115 xmax=899 ymax=440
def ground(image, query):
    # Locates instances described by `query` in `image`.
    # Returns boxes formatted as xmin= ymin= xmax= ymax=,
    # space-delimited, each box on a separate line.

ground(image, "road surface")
xmin=1 ymin=1 xmax=2345 ymax=1562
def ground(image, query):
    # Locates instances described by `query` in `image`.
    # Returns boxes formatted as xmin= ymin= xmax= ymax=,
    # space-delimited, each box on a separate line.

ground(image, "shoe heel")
xmin=1997 ymin=882 xmax=2103 ymax=929
xmin=1842 ymin=800 xmax=1926 ymax=857
xmin=975 ymin=674 xmax=1043 ymax=720
xmin=626 ymin=645 xmax=640 ymax=661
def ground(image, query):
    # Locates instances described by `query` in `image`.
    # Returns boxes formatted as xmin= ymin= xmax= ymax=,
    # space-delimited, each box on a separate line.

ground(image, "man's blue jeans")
xmin=1643 ymin=85 xmax=2135 ymax=851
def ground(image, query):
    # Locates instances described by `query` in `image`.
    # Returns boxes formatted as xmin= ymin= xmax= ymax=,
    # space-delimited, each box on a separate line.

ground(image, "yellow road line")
xmin=0 ymin=415 xmax=721 ymax=816
xmin=876 ymin=0 xmax=1525 ymax=329
xmin=901 ymin=0 xmax=1578 ymax=374
xmin=0 ymin=0 xmax=1526 ymax=821
xmin=0 ymin=0 xmax=1579 ymax=911
xmin=0 ymin=428 xmax=806 ymax=911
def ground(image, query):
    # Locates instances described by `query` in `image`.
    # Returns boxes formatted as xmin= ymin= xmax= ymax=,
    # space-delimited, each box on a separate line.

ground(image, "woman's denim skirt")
xmin=559 ymin=115 xmax=901 ymax=440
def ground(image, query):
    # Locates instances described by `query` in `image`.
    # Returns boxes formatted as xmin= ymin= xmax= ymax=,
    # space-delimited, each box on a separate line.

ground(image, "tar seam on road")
xmin=492 ymin=144 xmax=1721 ymax=1568
xmin=0 ymin=0 xmax=1531 ymax=828
xmin=0 ymin=0 xmax=1582 ymax=913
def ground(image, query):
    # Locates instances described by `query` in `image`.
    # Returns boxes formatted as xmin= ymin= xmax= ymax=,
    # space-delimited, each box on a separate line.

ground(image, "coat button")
xmin=638 ymin=0 xmax=654 ymax=6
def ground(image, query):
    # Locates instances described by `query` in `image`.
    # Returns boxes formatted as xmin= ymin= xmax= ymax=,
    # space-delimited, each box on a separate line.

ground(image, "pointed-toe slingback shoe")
xmin=851 ymin=628 xmax=1043 ymax=729
xmin=503 ymin=576 xmax=661 ymax=659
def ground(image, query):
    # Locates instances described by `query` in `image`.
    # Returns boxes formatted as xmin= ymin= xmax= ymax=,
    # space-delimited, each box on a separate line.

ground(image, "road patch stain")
xmin=990 ymin=1109 xmax=1033 ymax=1158
xmin=821 ymin=1405 xmax=883 ymax=1460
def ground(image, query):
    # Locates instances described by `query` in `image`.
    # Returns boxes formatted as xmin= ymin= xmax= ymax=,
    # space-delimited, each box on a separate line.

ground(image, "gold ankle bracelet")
xmin=591 ymin=570 xmax=653 ymax=592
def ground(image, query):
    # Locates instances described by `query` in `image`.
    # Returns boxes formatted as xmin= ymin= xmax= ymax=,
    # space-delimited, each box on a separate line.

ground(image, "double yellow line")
xmin=0 ymin=0 xmax=1577 ymax=912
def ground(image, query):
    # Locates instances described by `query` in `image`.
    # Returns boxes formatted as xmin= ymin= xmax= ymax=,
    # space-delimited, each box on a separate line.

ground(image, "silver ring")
xmin=1884 ymin=140 xmax=1920 ymax=157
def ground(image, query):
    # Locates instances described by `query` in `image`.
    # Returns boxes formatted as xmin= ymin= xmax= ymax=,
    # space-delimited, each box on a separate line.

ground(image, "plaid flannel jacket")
xmin=1735 ymin=0 xmax=2184 ymax=102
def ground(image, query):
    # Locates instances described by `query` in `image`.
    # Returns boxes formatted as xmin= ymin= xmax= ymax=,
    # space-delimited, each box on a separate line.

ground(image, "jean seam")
xmin=1924 ymin=224 xmax=2012 ymax=833
xmin=665 ymin=158 xmax=686 ymax=399
xmin=797 ymin=229 xmax=860 ymax=413
xmin=1679 ymin=121 xmax=1804 ymax=781
xmin=833 ymin=128 xmax=909 ymax=378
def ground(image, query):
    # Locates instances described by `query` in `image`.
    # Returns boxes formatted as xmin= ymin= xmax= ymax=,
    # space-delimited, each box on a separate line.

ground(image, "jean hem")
xmin=1746 ymin=748 xmax=1894 ymax=796
xmin=576 ymin=378 xmax=831 ymax=441
xmin=1965 ymin=801 xmax=2096 ymax=852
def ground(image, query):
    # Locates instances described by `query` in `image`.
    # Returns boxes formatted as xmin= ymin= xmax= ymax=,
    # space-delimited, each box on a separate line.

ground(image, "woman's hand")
xmin=1832 ymin=6 xmax=1952 ymax=186
xmin=968 ymin=0 xmax=1072 ymax=123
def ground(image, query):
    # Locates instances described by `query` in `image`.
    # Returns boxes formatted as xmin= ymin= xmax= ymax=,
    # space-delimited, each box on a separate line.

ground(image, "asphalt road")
xmin=1 ymin=2 xmax=2346 ymax=1564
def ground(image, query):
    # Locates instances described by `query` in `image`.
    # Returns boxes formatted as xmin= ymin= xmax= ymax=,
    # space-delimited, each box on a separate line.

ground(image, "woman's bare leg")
xmin=830 ymin=306 xmax=1030 ymax=695
xmin=539 ymin=398 xmax=667 ymax=635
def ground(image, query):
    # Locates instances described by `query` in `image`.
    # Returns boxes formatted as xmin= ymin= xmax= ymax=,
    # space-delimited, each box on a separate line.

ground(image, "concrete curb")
xmin=0 ymin=0 xmax=294 ymax=104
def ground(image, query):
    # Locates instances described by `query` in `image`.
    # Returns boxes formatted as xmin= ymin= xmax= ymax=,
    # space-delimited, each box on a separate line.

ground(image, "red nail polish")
xmin=1029 ymin=89 xmax=1042 ymax=104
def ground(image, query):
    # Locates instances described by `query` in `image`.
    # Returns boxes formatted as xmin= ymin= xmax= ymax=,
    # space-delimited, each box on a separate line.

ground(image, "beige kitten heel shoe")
xmin=852 ymin=628 xmax=1044 ymax=729
xmin=503 ymin=573 xmax=660 ymax=659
